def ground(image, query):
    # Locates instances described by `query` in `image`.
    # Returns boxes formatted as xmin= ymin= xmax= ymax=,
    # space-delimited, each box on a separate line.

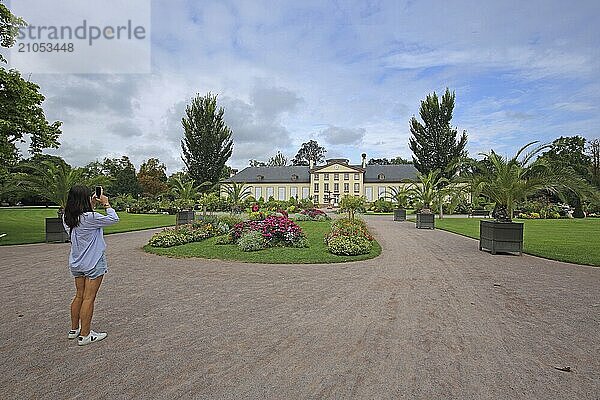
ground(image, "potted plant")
xmin=385 ymin=186 xmax=410 ymax=221
xmin=409 ymin=170 xmax=447 ymax=229
xmin=470 ymin=141 xmax=597 ymax=255
xmin=17 ymin=160 xmax=85 ymax=242
xmin=170 ymin=176 xmax=204 ymax=225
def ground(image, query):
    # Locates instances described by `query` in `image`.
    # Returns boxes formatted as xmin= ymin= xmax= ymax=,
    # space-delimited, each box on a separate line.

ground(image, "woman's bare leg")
xmin=79 ymin=275 xmax=104 ymax=337
xmin=71 ymin=277 xmax=86 ymax=330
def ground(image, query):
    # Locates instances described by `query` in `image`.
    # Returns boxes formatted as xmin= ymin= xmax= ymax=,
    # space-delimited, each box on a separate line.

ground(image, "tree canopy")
xmin=138 ymin=158 xmax=168 ymax=197
xmin=292 ymin=140 xmax=326 ymax=166
xmin=408 ymin=88 xmax=467 ymax=178
xmin=181 ymin=93 xmax=233 ymax=186
xmin=368 ymin=156 xmax=411 ymax=165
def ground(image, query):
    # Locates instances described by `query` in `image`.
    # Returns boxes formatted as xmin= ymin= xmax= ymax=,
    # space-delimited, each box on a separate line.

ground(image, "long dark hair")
xmin=64 ymin=185 xmax=93 ymax=229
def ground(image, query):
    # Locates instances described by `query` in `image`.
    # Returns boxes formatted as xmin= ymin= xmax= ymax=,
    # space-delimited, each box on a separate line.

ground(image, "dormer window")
xmin=378 ymin=173 xmax=385 ymax=180
xmin=291 ymin=174 xmax=298 ymax=181
xmin=256 ymin=175 xmax=264 ymax=181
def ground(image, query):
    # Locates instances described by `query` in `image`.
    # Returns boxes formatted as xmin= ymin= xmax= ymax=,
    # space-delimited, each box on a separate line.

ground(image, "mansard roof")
xmin=363 ymin=164 xmax=418 ymax=183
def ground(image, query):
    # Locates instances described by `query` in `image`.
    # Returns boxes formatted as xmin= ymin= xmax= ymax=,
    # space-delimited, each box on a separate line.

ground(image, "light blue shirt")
xmin=63 ymin=208 xmax=119 ymax=272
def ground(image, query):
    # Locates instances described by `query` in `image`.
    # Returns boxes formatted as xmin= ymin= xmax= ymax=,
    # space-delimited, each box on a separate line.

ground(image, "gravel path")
xmin=0 ymin=216 xmax=598 ymax=399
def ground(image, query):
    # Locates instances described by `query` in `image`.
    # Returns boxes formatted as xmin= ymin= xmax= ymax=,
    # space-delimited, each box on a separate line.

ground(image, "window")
xmin=354 ymin=173 xmax=360 ymax=180
xmin=290 ymin=187 xmax=298 ymax=199
xmin=334 ymin=173 xmax=339 ymax=180
xmin=302 ymin=187 xmax=309 ymax=199
xmin=324 ymin=173 xmax=329 ymax=180
xmin=314 ymin=183 xmax=319 ymax=192
xmin=313 ymin=195 xmax=319 ymax=204
xmin=365 ymin=187 xmax=373 ymax=202
xmin=378 ymin=173 xmax=385 ymax=180
xmin=334 ymin=183 xmax=339 ymax=192
xmin=344 ymin=173 xmax=349 ymax=180
xmin=354 ymin=183 xmax=359 ymax=192
xmin=324 ymin=183 xmax=329 ymax=192
xmin=344 ymin=183 xmax=349 ymax=192
xmin=255 ymin=187 xmax=262 ymax=200
xmin=378 ymin=186 xmax=386 ymax=199
xmin=266 ymin=187 xmax=274 ymax=199
xmin=256 ymin=175 xmax=264 ymax=181
xmin=291 ymin=174 xmax=298 ymax=181
xmin=278 ymin=187 xmax=286 ymax=200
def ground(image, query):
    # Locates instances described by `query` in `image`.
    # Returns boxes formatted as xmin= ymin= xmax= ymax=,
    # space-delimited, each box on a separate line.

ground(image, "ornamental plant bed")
xmin=479 ymin=220 xmax=523 ymax=255
xmin=416 ymin=213 xmax=435 ymax=229
xmin=231 ymin=215 xmax=308 ymax=250
xmin=296 ymin=208 xmax=331 ymax=221
xmin=324 ymin=218 xmax=374 ymax=256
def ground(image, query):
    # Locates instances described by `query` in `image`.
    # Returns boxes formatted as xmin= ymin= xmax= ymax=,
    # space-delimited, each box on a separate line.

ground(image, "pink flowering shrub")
xmin=232 ymin=215 xmax=307 ymax=247
xmin=299 ymin=208 xmax=331 ymax=221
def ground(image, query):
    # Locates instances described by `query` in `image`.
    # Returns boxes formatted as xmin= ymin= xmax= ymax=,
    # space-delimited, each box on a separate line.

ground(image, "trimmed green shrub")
xmin=327 ymin=235 xmax=372 ymax=255
xmin=218 ymin=214 xmax=244 ymax=229
xmin=237 ymin=231 xmax=267 ymax=252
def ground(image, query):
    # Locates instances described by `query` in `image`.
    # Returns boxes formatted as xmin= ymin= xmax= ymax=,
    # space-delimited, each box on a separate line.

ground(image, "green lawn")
xmin=433 ymin=217 xmax=600 ymax=266
xmin=0 ymin=207 xmax=176 ymax=245
xmin=145 ymin=220 xmax=382 ymax=264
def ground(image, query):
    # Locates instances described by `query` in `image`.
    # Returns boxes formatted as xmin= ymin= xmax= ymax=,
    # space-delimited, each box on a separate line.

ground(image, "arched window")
xmin=378 ymin=173 xmax=385 ymax=180
xmin=291 ymin=174 xmax=298 ymax=181
xmin=256 ymin=175 xmax=264 ymax=181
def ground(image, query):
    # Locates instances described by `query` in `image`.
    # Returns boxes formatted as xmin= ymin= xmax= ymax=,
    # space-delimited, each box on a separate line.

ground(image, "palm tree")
xmin=470 ymin=141 xmax=598 ymax=222
xmin=222 ymin=182 xmax=252 ymax=214
xmin=408 ymin=169 xmax=449 ymax=213
xmin=17 ymin=160 xmax=84 ymax=215
xmin=384 ymin=185 xmax=410 ymax=209
xmin=170 ymin=176 xmax=214 ymax=211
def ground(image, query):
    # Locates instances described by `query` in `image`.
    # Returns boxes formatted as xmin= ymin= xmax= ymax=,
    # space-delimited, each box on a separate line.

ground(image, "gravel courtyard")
xmin=0 ymin=216 xmax=598 ymax=399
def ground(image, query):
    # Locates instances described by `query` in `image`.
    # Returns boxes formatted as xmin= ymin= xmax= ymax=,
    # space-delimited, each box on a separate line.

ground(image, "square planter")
xmin=176 ymin=210 xmax=195 ymax=225
xmin=416 ymin=213 xmax=435 ymax=229
xmin=479 ymin=220 xmax=523 ymax=255
xmin=394 ymin=208 xmax=406 ymax=221
xmin=46 ymin=217 xmax=69 ymax=243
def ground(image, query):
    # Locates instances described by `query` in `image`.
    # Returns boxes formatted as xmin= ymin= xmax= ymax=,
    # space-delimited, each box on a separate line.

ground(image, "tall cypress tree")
xmin=408 ymin=88 xmax=467 ymax=177
xmin=181 ymin=93 xmax=234 ymax=186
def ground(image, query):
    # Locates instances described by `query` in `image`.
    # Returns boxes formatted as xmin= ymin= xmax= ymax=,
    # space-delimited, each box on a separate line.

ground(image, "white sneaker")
xmin=68 ymin=328 xmax=80 ymax=339
xmin=77 ymin=330 xmax=107 ymax=346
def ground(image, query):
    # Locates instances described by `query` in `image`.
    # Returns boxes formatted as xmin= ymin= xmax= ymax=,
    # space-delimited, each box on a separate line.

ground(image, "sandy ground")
xmin=0 ymin=215 xmax=598 ymax=399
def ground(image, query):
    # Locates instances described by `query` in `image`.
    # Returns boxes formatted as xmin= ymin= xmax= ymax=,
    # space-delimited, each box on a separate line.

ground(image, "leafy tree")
xmin=0 ymin=5 xmax=61 ymax=173
xmin=469 ymin=141 xmax=597 ymax=222
xmin=268 ymin=151 xmax=288 ymax=166
xmin=292 ymin=140 xmax=326 ymax=166
xmin=339 ymin=195 xmax=366 ymax=220
xmin=390 ymin=156 xmax=412 ymax=165
xmin=368 ymin=158 xmax=391 ymax=165
xmin=408 ymin=88 xmax=467 ymax=178
xmin=249 ymin=159 xmax=267 ymax=167
xmin=181 ymin=93 xmax=234 ymax=187
xmin=102 ymin=156 xmax=141 ymax=196
xmin=138 ymin=158 xmax=168 ymax=197
xmin=0 ymin=1 xmax=26 ymax=63
xmin=589 ymin=138 xmax=600 ymax=188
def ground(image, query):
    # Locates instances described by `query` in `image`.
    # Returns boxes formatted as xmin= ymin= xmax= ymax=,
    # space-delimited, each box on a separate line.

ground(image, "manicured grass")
xmin=144 ymin=220 xmax=382 ymax=264
xmin=0 ymin=207 xmax=175 ymax=245
xmin=433 ymin=217 xmax=600 ymax=266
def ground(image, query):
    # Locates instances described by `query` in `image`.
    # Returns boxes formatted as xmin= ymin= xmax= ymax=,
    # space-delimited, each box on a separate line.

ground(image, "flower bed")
xmin=296 ymin=208 xmax=331 ymax=221
xmin=231 ymin=215 xmax=308 ymax=251
xmin=148 ymin=222 xmax=217 ymax=248
xmin=324 ymin=218 xmax=374 ymax=256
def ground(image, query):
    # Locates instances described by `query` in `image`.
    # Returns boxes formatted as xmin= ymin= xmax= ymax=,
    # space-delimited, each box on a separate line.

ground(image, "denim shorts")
xmin=71 ymin=253 xmax=108 ymax=280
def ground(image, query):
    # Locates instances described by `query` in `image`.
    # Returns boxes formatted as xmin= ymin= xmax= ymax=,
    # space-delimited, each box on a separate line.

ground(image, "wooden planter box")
xmin=393 ymin=208 xmax=406 ymax=221
xmin=46 ymin=217 xmax=69 ymax=243
xmin=176 ymin=210 xmax=195 ymax=225
xmin=416 ymin=213 xmax=435 ymax=229
xmin=479 ymin=220 xmax=523 ymax=255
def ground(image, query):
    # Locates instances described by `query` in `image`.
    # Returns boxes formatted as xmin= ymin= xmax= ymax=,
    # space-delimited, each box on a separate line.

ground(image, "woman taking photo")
xmin=63 ymin=185 xmax=119 ymax=346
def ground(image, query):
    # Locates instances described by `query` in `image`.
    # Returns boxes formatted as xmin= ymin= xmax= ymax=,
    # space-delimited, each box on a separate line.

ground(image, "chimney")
xmin=361 ymin=153 xmax=367 ymax=168
xmin=309 ymin=159 xmax=314 ymax=169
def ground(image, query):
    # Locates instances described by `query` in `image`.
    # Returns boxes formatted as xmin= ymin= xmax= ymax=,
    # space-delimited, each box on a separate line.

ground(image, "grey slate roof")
xmin=363 ymin=164 xmax=418 ymax=182
xmin=225 ymin=166 xmax=311 ymax=183
xmin=224 ymin=164 xmax=419 ymax=184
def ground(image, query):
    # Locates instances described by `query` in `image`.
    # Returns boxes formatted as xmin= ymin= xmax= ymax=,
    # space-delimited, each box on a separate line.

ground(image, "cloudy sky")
xmin=8 ymin=0 xmax=600 ymax=173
